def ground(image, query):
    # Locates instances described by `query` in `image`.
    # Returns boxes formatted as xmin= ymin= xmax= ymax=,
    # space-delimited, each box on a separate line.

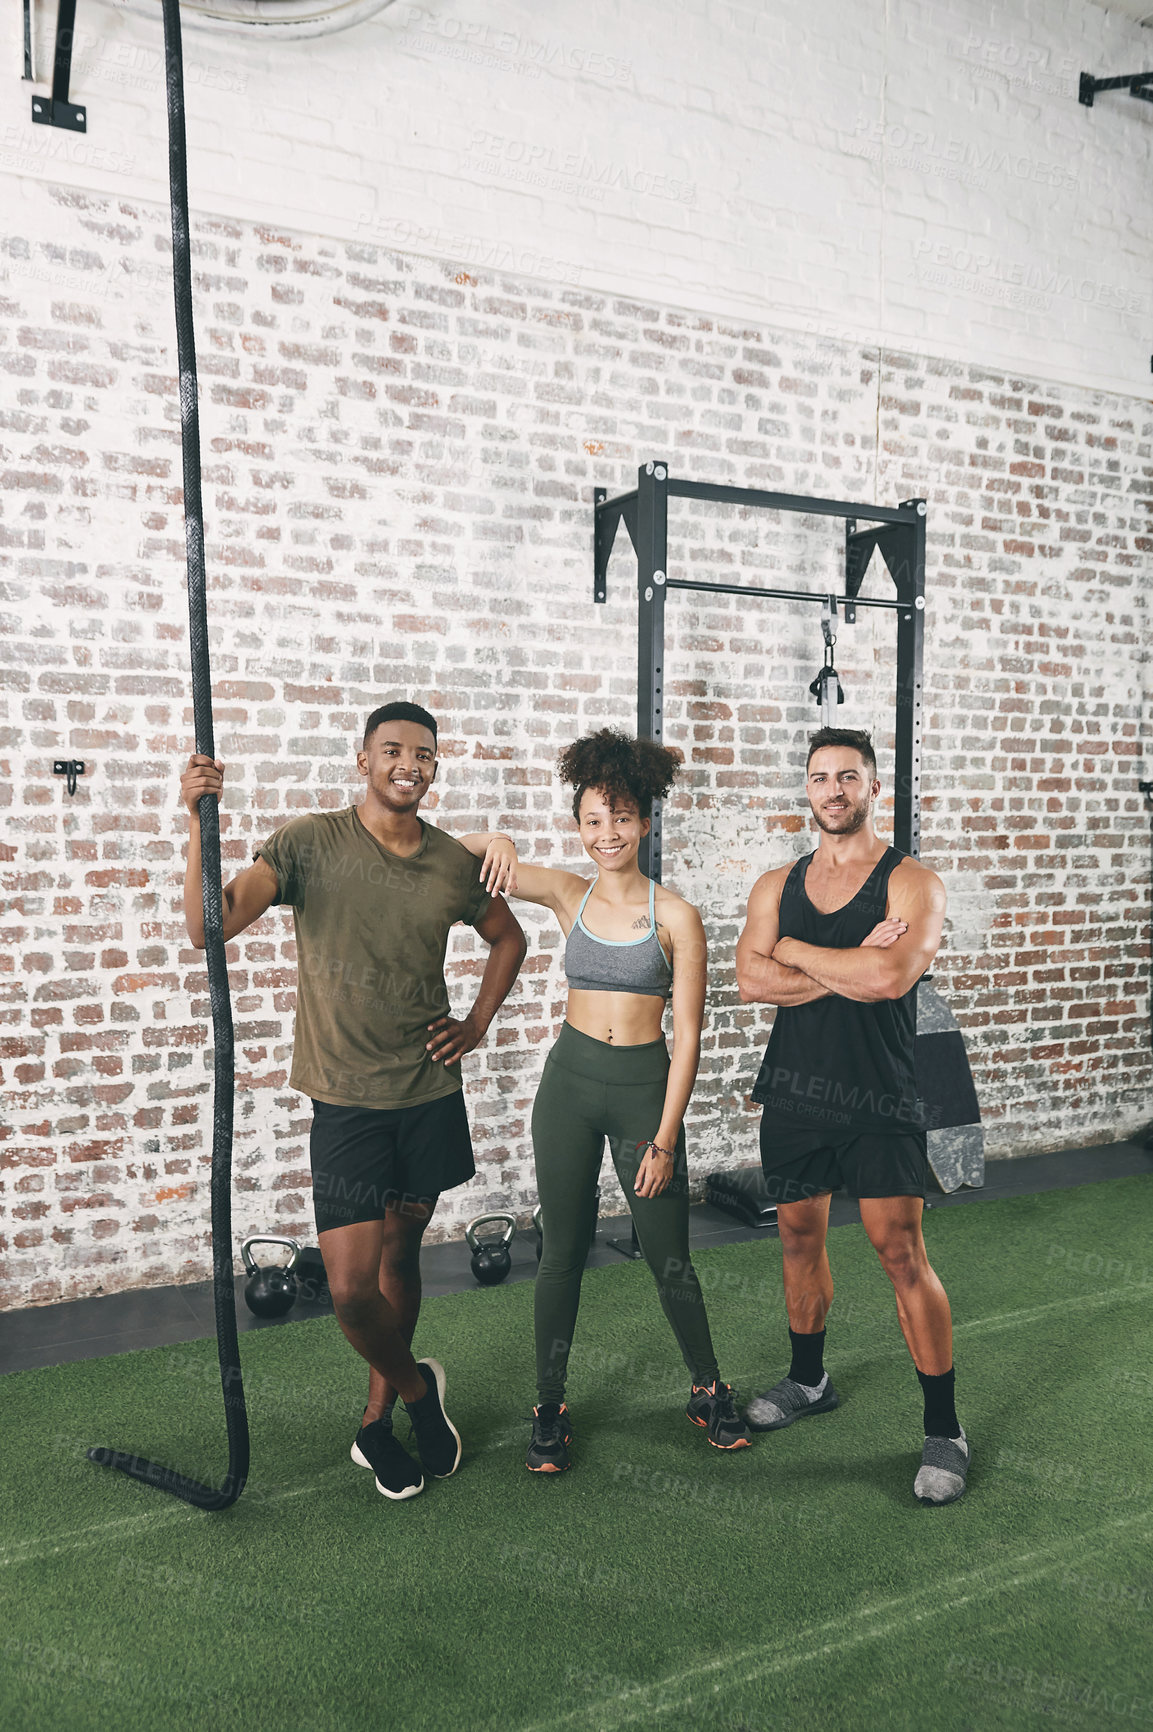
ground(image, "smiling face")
xmin=805 ymin=746 xmax=879 ymax=837
xmin=357 ymin=720 xmax=438 ymax=814
xmin=577 ymin=786 xmax=649 ymax=872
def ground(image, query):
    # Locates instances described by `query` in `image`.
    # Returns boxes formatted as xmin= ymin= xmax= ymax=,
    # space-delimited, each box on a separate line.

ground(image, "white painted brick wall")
xmin=4 ymin=0 xmax=1152 ymax=397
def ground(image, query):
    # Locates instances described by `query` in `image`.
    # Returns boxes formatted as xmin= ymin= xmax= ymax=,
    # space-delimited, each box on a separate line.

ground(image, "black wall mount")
xmin=31 ymin=0 xmax=87 ymax=132
xmin=1079 ymin=70 xmax=1153 ymax=108
xmin=593 ymin=463 xmax=927 ymax=879
xmin=53 ymin=758 xmax=86 ymax=795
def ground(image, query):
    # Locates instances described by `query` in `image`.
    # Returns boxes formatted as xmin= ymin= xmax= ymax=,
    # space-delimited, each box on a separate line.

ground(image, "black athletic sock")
xmin=917 ymin=1366 xmax=960 ymax=1437
xmin=788 ymin=1326 xmax=826 ymax=1387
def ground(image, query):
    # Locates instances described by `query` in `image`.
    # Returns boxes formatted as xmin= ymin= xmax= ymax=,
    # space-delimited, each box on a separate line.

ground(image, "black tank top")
xmin=751 ymin=846 xmax=924 ymax=1133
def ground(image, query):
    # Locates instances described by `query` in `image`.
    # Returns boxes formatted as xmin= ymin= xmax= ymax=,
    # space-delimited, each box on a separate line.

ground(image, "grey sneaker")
xmin=745 ymin=1374 xmax=840 ymax=1432
xmin=915 ymin=1429 xmax=969 ymax=1505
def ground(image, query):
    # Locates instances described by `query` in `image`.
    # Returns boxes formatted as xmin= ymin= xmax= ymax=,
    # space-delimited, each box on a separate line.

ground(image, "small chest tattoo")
xmin=631 ymin=915 xmax=651 ymax=931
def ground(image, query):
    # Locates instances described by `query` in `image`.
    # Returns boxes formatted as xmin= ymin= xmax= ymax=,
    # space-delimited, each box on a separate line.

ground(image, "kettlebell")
xmin=465 ymin=1214 xmax=516 ymax=1286
xmin=241 ymin=1235 xmax=301 ymax=1318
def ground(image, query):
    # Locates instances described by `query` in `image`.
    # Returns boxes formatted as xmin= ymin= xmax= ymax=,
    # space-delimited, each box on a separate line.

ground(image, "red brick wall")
xmin=2 ymin=189 xmax=1150 ymax=1307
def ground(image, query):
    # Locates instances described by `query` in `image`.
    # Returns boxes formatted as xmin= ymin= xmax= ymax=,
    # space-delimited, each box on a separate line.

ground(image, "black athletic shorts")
xmin=759 ymin=1117 xmax=928 ymax=1204
xmin=309 ymin=1091 xmax=476 ymax=1235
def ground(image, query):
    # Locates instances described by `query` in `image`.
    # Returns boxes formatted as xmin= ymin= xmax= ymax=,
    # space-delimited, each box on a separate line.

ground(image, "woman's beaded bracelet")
xmin=635 ymin=1138 xmax=676 ymax=1160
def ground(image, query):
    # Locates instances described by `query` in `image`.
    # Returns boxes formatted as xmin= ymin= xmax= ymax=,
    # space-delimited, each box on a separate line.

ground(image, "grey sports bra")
xmin=564 ymin=878 xmax=673 ymax=1000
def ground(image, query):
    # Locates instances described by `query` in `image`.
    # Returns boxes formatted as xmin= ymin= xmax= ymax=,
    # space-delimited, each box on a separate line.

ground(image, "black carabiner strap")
xmin=87 ymin=0 xmax=249 ymax=1511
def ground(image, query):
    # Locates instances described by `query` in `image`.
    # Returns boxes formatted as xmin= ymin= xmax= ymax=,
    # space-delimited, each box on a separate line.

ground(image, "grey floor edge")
xmin=2 ymin=1138 xmax=1150 ymax=1376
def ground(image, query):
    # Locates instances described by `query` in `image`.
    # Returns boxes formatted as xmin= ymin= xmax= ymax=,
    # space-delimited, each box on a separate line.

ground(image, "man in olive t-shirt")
xmin=255 ymin=804 xmax=496 ymax=1110
xmin=181 ymin=701 xmax=526 ymax=1502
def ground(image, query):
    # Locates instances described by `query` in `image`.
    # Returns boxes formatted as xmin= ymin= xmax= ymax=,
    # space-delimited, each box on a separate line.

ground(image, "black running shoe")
xmin=526 ymin=1401 xmax=572 ymax=1473
xmin=686 ymin=1380 xmax=752 ymax=1450
xmin=403 ymin=1358 xmax=462 ymax=1478
xmin=350 ymin=1416 xmax=424 ymax=1501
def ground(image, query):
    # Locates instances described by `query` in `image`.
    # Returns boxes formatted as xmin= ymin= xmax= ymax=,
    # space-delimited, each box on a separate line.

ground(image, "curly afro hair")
xmin=557 ymin=729 xmax=683 ymax=823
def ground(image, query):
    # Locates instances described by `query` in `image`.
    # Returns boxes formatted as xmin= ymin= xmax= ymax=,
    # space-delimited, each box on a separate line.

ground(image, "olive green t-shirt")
xmin=255 ymin=807 xmax=491 ymax=1110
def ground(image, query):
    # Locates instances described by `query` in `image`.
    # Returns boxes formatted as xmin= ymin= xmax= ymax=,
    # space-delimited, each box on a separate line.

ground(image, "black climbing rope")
xmin=87 ymin=0 xmax=249 ymax=1509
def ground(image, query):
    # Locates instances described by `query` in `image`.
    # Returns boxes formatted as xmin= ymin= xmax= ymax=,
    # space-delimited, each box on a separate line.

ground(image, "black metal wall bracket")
xmin=54 ymin=759 xmax=86 ymax=795
xmin=1079 ymin=70 xmax=1153 ymax=108
xmin=593 ymin=485 xmax=639 ymax=602
xmin=32 ymin=0 xmax=87 ymax=132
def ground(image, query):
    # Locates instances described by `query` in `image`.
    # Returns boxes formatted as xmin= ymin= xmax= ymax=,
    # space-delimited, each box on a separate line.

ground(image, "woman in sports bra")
xmin=461 ymin=729 xmax=750 ymax=1471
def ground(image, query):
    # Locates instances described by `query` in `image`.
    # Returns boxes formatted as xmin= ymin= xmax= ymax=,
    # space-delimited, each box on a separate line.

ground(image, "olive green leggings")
xmin=531 ymin=1021 xmax=720 ymax=1402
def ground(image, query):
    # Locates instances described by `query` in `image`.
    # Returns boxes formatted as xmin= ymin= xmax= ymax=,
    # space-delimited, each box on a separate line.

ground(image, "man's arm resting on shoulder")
xmin=425 ymin=895 xmax=528 ymax=1063
xmin=736 ymin=870 xmax=832 ymax=1007
xmin=773 ymin=862 xmax=945 ymax=1003
xmin=181 ymin=753 xmax=280 ymax=948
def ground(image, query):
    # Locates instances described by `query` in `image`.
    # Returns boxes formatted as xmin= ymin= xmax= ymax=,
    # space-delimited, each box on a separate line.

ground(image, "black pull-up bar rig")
xmin=593 ymin=464 xmax=927 ymax=878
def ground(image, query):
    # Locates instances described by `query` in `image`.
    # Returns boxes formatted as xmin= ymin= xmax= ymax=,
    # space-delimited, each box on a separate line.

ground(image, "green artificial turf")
xmin=2 ymin=1176 xmax=1152 ymax=1732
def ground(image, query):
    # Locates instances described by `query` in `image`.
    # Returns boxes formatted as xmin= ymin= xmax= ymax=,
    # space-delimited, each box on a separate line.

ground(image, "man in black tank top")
xmin=735 ymin=729 xmax=970 ymax=1506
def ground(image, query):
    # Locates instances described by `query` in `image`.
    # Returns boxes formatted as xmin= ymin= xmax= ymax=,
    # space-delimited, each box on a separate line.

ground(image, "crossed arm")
xmin=736 ymin=867 xmax=833 ymax=1008
xmin=736 ymin=859 xmax=945 ymax=1006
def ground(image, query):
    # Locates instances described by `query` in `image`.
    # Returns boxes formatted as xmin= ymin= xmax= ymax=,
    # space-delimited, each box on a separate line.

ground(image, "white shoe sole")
xmin=350 ymin=1436 xmax=424 ymax=1501
xmin=416 ymin=1357 xmax=462 ymax=1476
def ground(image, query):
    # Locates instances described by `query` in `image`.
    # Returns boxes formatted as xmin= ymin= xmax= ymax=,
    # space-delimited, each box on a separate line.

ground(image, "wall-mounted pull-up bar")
xmin=666 ymin=576 xmax=906 ymax=611
xmin=593 ymin=462 xmax=927 ymax=876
